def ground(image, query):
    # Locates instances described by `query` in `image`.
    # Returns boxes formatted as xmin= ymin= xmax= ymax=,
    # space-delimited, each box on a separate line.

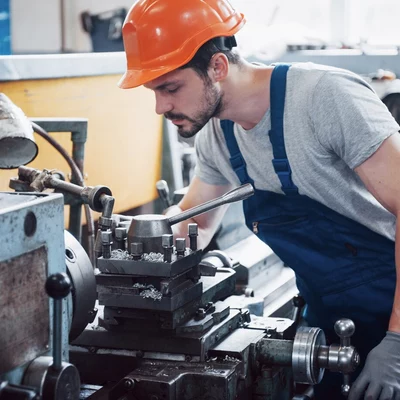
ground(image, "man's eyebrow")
xmin=154 ymin=81 xmax=182 ymax=91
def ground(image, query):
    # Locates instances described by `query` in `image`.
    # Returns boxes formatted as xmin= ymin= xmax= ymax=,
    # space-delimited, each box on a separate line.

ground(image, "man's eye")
xmin=167 ymin=87 xmax=179 ymax=94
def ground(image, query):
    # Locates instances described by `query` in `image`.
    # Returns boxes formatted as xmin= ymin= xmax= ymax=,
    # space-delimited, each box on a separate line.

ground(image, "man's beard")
xmin=165 ymin=81 xmax=223 ymax=139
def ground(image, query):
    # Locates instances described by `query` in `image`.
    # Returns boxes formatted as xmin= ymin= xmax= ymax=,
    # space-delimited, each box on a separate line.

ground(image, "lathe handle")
xmin=45 ymin=273 xmax=71 ymax=371
xmin=334 ymin=319 xmax=359 ymax=397
xmin=168 ymin=183 xmax=254 ymax=225
xmin=156 ymin=179 xmax=173 ymax=208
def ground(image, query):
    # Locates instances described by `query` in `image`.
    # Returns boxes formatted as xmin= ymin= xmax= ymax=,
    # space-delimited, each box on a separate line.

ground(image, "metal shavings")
xmin=140 ymin=285 xmax=163 ymax=301
xmin=110 ymin=250 xmax=165 ymax=262
xmin=111 ymin=249 xmax=132 ymax=260
xmin=142 ymin=252 xmax=164 ymax=262
xmin=223 ymin=355 xmax=240 ymax=362
xmin=132 ymin=283 xmax=147 ymax=289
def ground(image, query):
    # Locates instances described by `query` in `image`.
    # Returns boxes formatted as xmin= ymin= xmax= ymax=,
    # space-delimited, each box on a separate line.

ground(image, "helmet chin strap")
xmin=211 ymin=36 xmax=237 ymax=51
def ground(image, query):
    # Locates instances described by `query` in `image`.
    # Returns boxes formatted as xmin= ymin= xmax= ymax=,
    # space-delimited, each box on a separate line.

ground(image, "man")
xmin=118 ymin=0 xmax=400 ymax=399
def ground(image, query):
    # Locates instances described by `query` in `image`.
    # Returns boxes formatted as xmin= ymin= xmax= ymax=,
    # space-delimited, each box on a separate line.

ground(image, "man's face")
xmin=145 ymin=68 xmax=223 ymax=138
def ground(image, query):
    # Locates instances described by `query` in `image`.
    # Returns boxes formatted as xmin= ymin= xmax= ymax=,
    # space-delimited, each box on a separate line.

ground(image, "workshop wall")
xmin=10 ymin=0 xmax=62 ymax=54
xmin=9 ymin=0 xmax=135 ymax=54
xmin=0 ymin=75 xmax=162 ymax=216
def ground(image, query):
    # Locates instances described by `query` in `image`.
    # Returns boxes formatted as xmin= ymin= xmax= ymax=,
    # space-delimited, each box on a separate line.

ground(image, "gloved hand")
xmin=348 ymin=331 xmax=400 ymax=400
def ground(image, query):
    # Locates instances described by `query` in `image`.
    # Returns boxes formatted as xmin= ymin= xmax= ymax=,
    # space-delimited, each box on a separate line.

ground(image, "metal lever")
xmin=168 ymin=183 xmax=254 ymax=225
xmin=156 ymin=180 xmax=172 ymax=209
xmin=292 ymin=294 xmax=306 ymax=329
xmin=334 ymin=319 xmax=359 ymax=397
xmin=45 ymin=273 xmax=72 ymax=371
xmin=22 ymin=273 xmax=80 ymax=399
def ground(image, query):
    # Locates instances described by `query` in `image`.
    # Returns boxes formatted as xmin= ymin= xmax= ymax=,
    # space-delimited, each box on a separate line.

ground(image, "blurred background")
xmin=1 ymin=3 xmax=399 ymax=398
xmin=1 ymin=0 xmax=399 ymax=55
xmin=1 ymin=0 xmax=400 ymax=227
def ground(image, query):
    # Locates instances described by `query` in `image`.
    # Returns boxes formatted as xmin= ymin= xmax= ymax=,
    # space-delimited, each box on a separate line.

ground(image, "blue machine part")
xmin=0 ymin=0 xmax=10 ymax=55
xmin=0 ymin=192 xmax=70 ymax=385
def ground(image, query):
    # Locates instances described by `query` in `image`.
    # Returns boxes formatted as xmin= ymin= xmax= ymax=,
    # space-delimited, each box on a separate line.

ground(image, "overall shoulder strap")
xmin=269 ymin=64 xmax=299 ymax=195
xmin=220 ymin=119 xmax=254 ymax=185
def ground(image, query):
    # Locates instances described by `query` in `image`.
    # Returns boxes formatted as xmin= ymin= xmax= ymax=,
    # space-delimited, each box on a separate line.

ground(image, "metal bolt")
xmin=101 ymin=231 xmax=113 ymax=259
xmin=188 ymin=223 xmax=198 ymax=251
xmin=123 ymin=378 xmax=135 ymax=390
xmin=115 ymin=227 xmax=127 ymax=250
xmin=195 ymin=308 xmax=206 ymax=320
xmin=115 ymin=227 xmax=127 ymax=240
xmin=176 ymin=238 xmax=186 ymax=257
xmin=162 ymin=234 xmax=173 ymax=263
xmin=131 ymin=242 xmax=143 ymax=260
xmin=266 ymin=327 xmax=277 ymax=338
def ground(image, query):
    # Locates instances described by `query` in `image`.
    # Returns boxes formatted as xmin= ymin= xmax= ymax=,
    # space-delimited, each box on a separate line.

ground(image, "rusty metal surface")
xmin=0 ymin=192 xmax=67 ymax=385
xmin=0 ymin=246 xmax=49 ymax=374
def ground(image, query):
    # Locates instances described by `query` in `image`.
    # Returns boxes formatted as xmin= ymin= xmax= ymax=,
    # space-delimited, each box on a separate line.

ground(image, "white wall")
xmin=10 ymin=0 xmax=400 ymax=55
xmin=9 ymin=0 xmax=134 ymax=54
xmin=11 ymin=0 xmax=62 ymax=54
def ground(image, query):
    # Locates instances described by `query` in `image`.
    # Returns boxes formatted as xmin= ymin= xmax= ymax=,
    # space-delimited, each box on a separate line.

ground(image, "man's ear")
xmin=208 ymin=53 xmax=229 ymax=83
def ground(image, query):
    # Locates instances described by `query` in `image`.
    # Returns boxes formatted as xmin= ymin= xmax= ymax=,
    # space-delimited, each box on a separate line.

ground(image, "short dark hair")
xmin=180 ymin=36 xmax=241 ymax=79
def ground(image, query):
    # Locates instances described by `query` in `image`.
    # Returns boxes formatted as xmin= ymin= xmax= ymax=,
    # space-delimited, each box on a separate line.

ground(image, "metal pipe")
xmin=32 ymin=122 xmax=95 ymax=265
xmin=168 ymin=183 xmax=254 ymax=225
xmin=46 ymin=176 xmax=85 ymax=196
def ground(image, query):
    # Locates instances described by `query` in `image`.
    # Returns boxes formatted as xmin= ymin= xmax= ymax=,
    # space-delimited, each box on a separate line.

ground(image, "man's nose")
xmin=155 ymin=93 xmax=173 ymax=115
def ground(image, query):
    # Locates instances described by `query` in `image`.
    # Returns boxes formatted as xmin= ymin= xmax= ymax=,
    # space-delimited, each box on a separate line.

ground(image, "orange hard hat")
xmin=118 ymin=0 xmax=245 ymax=89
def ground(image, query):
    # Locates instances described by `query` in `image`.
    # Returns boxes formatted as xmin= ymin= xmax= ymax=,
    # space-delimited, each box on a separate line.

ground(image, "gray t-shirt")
xmin=194 ymin=62 xmax=400 ymax=241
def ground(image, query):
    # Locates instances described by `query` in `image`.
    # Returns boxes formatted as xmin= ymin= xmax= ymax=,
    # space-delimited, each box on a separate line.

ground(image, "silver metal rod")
xmin=168 ymin=183 xmax=254 ymax=226
xmin=47 ymin=176 xmax=84 ymax=196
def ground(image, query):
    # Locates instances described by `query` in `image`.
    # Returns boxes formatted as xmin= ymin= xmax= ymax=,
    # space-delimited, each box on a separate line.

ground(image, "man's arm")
xmin=165 ymin=176 xmax=234 ymax=250
xmin=355 ymin=133 xmax=400 ymax=331
xmin=348 ymin=133 xmax=400 ymax=400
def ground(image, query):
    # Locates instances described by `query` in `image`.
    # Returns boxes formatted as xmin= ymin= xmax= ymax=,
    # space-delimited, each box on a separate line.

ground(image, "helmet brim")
xmin=117 ymin=66 xmax=178 ymax=89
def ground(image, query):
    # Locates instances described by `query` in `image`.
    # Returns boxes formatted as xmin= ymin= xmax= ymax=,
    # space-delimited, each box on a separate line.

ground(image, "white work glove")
xmin=348 ymin=331 xmax=400 ymax=400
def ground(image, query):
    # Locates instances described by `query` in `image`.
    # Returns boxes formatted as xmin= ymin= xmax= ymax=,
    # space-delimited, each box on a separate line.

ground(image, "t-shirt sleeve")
xmin=193 ymin=121 xmax=231 ymax=185
xmin=311 ymin=71 xmax=400 ymax=169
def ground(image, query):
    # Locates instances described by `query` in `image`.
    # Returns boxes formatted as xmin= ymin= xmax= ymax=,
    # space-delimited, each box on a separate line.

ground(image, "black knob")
xmin=45 ymin=272 xmax=71 ymax=299
xmin=292 ymin=295 xmax=306 ymax=308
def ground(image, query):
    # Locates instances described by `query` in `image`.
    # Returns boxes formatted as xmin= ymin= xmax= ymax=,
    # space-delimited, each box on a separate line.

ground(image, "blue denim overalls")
xmin=220 ymin=64 xmax=396 ymax=398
